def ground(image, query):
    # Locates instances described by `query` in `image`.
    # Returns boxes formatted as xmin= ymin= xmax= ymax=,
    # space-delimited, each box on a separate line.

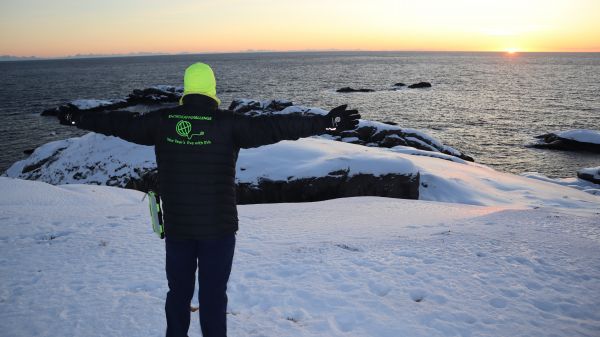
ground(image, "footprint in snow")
xmin=454 ymin=312 xmax=477 ymax=324
xmin=404 ymin=267 xmax=418 ymax=275
xmin=531 ymin=299 xmax=557 ymax=312
xmin=422 ymin=258 xmax=436 ymax=264
xmin=334 ymin=243 xmax=361 ymax=252
xmin=393 ymin=250 xmax=420 ymax=258
xmin=238 ymin=248 xmax=260 ymax=256
xmin=368 ymin=281 xmax=391 ymax=297
xmin=428 ymin=294 xmax=448 ymax=304
xmin=525 ymin=281 xmax=544 ymax=291
xmin=489 ymin=298 xmax=507 ymax=308
xmin=337 ymin=283 xmax=359 ymax=292
xmin=35 ymin=231 xmax=72 ymax=242
xmin=499 ymin=288 xmax=520 ymax=298
xmin=409 ymin=289 xmax=427 ymax=302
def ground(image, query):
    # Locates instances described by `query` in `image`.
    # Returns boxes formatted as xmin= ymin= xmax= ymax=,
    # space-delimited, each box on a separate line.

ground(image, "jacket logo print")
xmin=175 ymin=120 xmax=205 ymax=140
xmin=166 ymin=118 xmax=212 ymax=146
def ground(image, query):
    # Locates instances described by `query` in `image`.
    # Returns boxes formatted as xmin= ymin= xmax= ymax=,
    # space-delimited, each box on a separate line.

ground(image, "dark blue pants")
xmin=165 ymin=234 xmax=236 ymax=337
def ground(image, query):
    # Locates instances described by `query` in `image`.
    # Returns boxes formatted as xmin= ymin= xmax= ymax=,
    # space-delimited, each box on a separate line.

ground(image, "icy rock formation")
xmin=532 ymin=129 xmax=600 ymax=153
xmin=577 ymin=166 xmax=600 ymax=184
xmin=5 ymin=135 xmax=420 ymax=204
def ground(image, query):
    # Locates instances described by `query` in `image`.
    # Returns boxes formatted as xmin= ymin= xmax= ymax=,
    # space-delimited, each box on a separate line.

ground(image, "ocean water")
xmin=0 ymin=52 xmax=598 ymax=177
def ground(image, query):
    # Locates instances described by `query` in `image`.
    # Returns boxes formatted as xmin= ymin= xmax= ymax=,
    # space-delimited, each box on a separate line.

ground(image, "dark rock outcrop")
xmin=127 ymin=169 xmax=419 ymax=204
xmin=393 ymin=83 xmax=406 ymax=87
xmin=237 ymin=172 xmax=419 ymax=204
xmin=531 ymin=133 xmax=600 ymax=153
xmin=408 ymin=82 xmax=432 ymax=89
xmin=228 ymin=99 xmax=293 ymax=115
xmin=41 ymin=86 xmax=183 ymax=116
xmin=127 ymin=87 xmax=181 ymax=104
xmin=336 ymin=87 xmax=375 ymax=93
xmin=331 ymin=127 xmax=473 ymax=162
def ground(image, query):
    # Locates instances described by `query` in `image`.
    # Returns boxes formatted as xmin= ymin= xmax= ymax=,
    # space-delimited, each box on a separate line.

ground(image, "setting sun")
xmin=506 ymin=48 xmax=519 ymax=54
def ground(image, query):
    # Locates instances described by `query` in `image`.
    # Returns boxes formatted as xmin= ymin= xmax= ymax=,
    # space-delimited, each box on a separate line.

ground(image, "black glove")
xmin=58 ymin=110 xmax=83 ymax=126
xmin=325 ymin=104 xmax=360 ymax=131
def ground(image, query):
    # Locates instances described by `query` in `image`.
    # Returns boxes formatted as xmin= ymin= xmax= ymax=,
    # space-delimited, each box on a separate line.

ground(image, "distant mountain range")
xmin=0 ymin=55 xmax=42 ymax=61
xmin=0 ymin=52 xmax=172 ymax=62
xmin=0 ymin=49 xmax=353 ymax=61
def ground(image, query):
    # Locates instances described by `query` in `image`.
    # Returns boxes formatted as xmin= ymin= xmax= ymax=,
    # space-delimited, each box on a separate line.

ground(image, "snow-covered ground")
xmin=1 ymin=177 xmax=599 ymax=337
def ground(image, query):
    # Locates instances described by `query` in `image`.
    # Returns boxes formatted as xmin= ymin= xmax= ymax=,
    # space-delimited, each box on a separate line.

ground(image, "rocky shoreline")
xmin=12 ymin=85 xmax=460 ymax=203
xmin=11 ymin=85 xmax=596 ymax=203
xmin=40 ymin=85 xmax=474 ymax=162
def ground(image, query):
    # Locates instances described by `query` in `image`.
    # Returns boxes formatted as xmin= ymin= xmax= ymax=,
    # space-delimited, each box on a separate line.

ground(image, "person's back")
xmin=155 ymin=94 xmax=240 ymax=239
xmin=58 ymin=62 xmax=360 ymax=337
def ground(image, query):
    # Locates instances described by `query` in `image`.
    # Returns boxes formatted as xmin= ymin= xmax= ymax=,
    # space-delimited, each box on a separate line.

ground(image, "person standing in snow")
xmin=57 ymin=62 xmax=360 ymax=337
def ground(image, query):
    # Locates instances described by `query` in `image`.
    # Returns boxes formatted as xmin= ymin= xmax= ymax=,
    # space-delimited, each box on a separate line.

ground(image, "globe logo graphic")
xmin=176 ymin=120 xmax=192 ymax=137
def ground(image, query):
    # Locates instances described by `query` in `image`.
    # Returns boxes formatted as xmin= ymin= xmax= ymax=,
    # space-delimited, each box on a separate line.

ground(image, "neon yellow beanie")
xmin=180 ymin=62 xmax=221 ymax=105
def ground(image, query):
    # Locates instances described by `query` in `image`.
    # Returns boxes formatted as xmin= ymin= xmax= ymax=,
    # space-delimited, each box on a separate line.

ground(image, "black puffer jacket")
xmin=78 ymin=94 xmax=329 ymax=239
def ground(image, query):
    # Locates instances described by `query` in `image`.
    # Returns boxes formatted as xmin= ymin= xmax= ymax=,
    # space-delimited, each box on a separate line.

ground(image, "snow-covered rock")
xmin=5 ymin=134 xmax=599 ymax=210
xmin=70 ymin=99 xmax=120 ymax=110
xmin=577 ymin=166 xmax=600 ymax=185
xmin=229 ymin=98 xmax=473 ymax=161
xmin=4 ymin=133 xmax=156 ymax=187
xmin=40 ymin=85 xmax=183 ymax=117
xmin=4 ymin=135 xmax=420 ymax=203
xmin=1 ymin=177 xmax=599 ymax=336
xmin=532 ymin=129 xmax=600 ymax=152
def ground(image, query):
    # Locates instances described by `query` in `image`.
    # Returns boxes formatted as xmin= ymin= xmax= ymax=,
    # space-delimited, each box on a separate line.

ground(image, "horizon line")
xmin=2 ymin=49 xmax=600 ymax=62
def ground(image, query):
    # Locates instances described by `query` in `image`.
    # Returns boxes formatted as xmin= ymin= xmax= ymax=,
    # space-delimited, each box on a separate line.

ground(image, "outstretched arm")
xmin=58 ymin=110 xmax=159 ymax=146
xmin=232 ymin=105 xmax=360 ymax=149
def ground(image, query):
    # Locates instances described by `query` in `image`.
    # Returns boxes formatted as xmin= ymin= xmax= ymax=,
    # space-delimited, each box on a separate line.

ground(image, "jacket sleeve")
xmin=232 ymin=113 xmax=329 ymax=149
xmin=77 ymin=110 xmax=159 ymax=146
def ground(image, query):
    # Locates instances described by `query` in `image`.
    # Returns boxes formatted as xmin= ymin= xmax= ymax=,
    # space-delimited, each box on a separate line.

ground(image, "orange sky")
xmin=1 ymin=0 xmax=599 ymax=57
